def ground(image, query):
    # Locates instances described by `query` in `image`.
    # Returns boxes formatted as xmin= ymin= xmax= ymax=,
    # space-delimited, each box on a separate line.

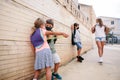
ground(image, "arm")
xmin=30 ymin=44 xmax=36 ymax=58
xmin=71 ymin=25 xmax=74 ymax=31
xmin=104 ymin=25 xmax=110 ymax=35
xmin=91 ymin=25 xmax=96 ymax=33
xmin=45 ymin=31 xmax=69 ymax=38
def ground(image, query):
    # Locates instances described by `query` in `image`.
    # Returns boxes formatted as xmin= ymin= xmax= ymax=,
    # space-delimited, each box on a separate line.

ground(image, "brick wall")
xmin=0 ymin=0 xmax=95 ymax=79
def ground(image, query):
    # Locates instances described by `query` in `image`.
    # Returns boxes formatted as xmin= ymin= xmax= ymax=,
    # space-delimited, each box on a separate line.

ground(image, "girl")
xmin=91 ymin=18 xmax=109 ymax=63
xmin=31 ymin=18 xmax=68 ymax=80
xmin=72 ymin=23 xmax=84 ymax=62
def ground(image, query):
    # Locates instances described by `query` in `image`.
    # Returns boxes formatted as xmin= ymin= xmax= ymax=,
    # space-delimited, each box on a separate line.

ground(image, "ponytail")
xmin=31 ymin=18 xmax=45 ymax=36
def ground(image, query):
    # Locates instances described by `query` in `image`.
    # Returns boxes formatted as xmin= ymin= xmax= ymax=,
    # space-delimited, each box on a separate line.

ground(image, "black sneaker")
xmin=79 ymin=56 xmax=84 ymax=60
xmin=77 ymin=56 xmax=82 ymax=62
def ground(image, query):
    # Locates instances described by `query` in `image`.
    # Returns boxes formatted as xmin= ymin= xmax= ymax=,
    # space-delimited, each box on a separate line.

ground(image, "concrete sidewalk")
xmin=58 ymin=45 xmax=120 ymax=80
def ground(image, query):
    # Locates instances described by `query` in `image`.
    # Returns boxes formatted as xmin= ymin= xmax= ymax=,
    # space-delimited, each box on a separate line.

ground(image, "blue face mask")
xmin=46 ymin=26 xmax=52 ymax=31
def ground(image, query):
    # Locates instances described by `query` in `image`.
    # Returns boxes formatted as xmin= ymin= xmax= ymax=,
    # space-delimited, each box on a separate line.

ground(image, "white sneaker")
xmin=98 ymin=58 xmax=103 ymax=63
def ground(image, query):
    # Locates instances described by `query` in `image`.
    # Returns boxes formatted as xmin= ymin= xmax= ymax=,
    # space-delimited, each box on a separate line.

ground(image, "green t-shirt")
xmin=48 ymin=36 xmax=57 ymax=54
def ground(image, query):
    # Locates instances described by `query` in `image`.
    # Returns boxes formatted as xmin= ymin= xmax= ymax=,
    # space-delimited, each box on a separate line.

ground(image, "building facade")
xmin=0 ymin=0 xmax=96 ymax=79
xmin=78 ymin=3 xmax=96 ymax=28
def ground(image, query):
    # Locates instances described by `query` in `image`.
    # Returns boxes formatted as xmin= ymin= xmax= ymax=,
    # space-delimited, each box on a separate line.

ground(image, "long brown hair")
xmin=96 ymin=18 xmax=103 ymax=27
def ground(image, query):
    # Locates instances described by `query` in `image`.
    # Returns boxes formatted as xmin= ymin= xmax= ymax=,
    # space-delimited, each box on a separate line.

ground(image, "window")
xmin=111 ymin=21 xmax=114 ymax=25
xmin=87 ymin=17 xmax=89 ymax=21
xmin=78 ymin=5 xmax=80 ymax=10
xmin=67 ymin=0 xmax=69 ymax=3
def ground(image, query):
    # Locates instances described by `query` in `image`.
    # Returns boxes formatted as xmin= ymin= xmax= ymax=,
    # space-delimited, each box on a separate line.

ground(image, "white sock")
xmin=100 ymin=57 xmax=102 ymax=59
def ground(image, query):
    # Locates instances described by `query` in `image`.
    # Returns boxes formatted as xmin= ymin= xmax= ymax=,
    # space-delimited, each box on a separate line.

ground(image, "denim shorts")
xmin=75 ymin=42 xmax=82 ymax=50
xmin=95 ymin=37 xmax=106 ymax=42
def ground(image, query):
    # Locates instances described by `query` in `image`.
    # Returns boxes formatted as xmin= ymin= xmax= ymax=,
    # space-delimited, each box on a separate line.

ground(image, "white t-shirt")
xmin=95 ymin=25 xmax=106 ymax=37
xmin=74 ymin=30 xmax=81 ymax=42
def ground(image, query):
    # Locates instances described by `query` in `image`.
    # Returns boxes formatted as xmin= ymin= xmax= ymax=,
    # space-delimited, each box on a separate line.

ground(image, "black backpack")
xmin=71 ymin=29 xmax=76 ymax=45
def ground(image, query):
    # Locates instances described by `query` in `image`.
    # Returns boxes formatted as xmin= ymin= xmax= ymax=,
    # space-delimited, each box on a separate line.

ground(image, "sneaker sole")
xmin=53 ymin=78 xmax=62 ymax=80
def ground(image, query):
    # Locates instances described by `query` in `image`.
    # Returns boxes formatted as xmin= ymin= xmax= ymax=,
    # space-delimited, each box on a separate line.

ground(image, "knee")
xmin=98 ymin=46 xmax=102 ymax=50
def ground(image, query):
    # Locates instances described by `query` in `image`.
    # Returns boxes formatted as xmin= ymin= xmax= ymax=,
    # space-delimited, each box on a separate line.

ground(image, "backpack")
xmin=71 ymin=32 xmax=75 ymax=45
xmin=71 ymin=29 xmax=76 ymax=45
xmin=30 ymin=28 xmax=44 ymax=48
xmin=47 ymin=35 xmax=57 ymax=44
xmin=47 ymin=30 xmax=57 ymax=44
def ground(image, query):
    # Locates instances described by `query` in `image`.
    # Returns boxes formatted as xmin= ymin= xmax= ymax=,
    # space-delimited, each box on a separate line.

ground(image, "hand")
xmin=91 ymin=26 xmax=95 ymax=33
xmin=62 ymin=33 xmax=69 ymax=38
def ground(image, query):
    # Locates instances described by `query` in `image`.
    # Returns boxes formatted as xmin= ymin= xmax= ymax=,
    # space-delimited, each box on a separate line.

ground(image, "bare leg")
xmin=101 ymin=41 xmax=105 ymax=56
xmin=96 ymin=41 xmax=105 ymax=62
xmin=52 ymin=63 xmax=62 ymax=79
xmin=45 ymin=67 xmax=52 ymax=80
xmin=77 ymin=48 xmax=84 ymax=62
xmin=96 ymin=41 xmax=102 ymax=57
xmin=54 ymin=63 xmax=60 ymax=73
xmin=33 ymin=70 xmax=41 ymax=79
xmin=77 ymin=48 xmax=82 ymax=56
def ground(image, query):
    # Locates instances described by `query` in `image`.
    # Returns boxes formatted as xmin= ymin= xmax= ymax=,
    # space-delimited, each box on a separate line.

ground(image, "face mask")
xmin=46 ymin=26 xmax=52 ymax=31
